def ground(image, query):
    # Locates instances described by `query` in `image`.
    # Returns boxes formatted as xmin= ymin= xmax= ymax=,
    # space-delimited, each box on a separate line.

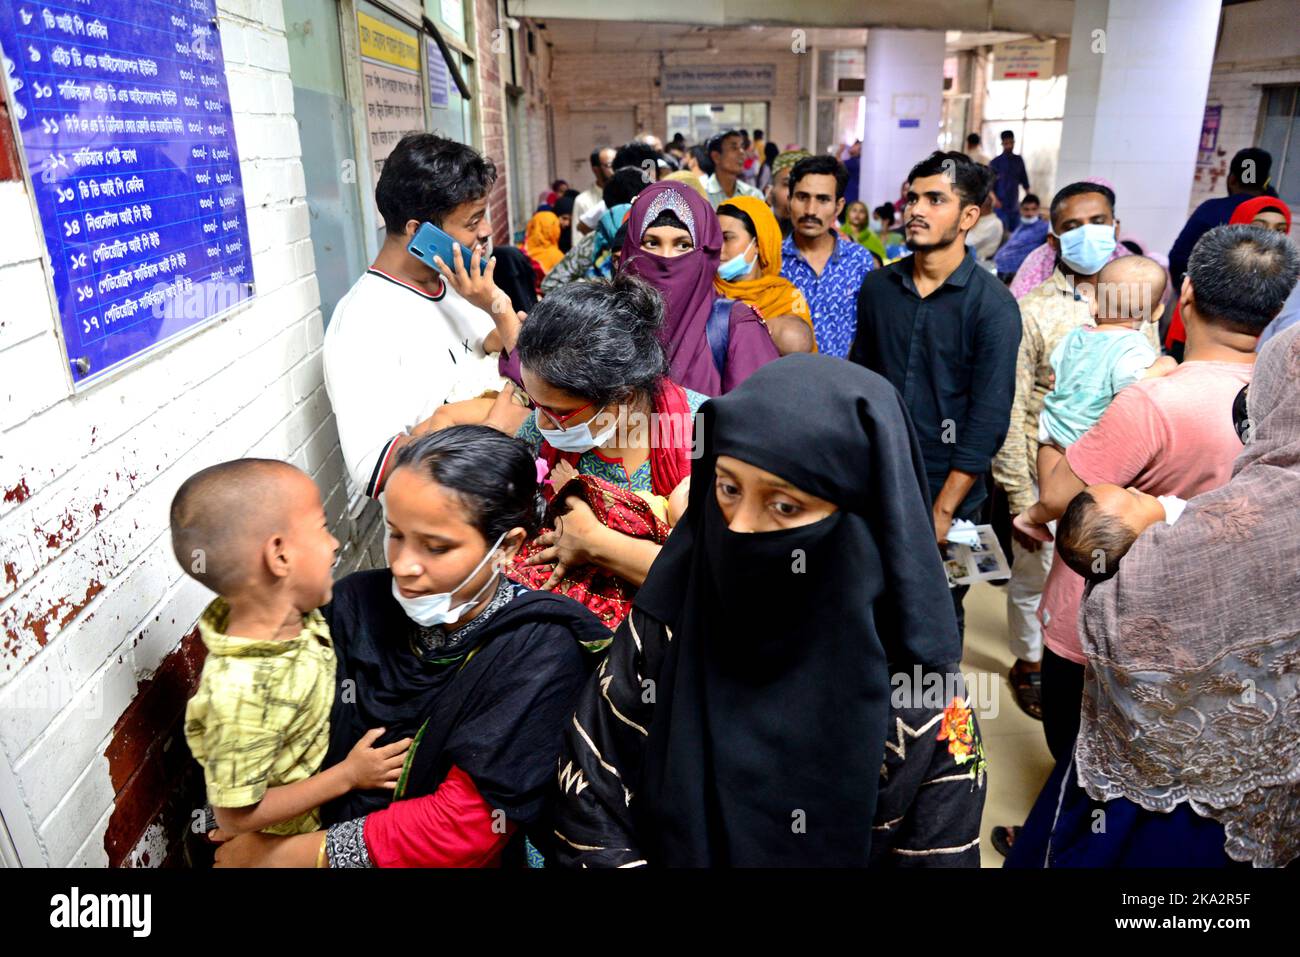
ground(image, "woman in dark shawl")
xmin=213 ymin=427 xmax=607 ymax=867
xmin=619 ymin=180 xmax=779 ymax=396
xmin=553 ymin=189 xmax=579 ymax=254
xmin=489 ymin=243 xmax=541 ymax=314
xmin=1008 ymin=323 xmax=1300 ymax=869
xmin=551 ymin=355 xmax=986 ymax=867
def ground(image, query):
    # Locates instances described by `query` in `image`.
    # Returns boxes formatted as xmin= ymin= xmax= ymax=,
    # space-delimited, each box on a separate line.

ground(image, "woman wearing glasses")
xmin=503 ymin=274 xmax=705 ymax=636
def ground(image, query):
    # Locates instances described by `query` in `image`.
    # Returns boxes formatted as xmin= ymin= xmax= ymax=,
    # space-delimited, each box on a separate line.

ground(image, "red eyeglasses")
xmin=533 ymin=399 xmax=595 ymax=432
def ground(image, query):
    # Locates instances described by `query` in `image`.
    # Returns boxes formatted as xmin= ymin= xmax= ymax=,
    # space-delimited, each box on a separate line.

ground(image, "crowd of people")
xmin=170 ymin=122 xmax=1300 ymax=869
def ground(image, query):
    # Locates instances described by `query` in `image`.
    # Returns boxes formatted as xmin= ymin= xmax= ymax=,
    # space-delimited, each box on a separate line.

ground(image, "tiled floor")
xmin=959 ymin=581 xmax=1056 ymax=868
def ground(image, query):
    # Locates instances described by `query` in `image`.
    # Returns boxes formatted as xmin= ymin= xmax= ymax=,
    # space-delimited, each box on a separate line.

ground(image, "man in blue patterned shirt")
xmin=779 ymin=155 xmax=875 ymax=358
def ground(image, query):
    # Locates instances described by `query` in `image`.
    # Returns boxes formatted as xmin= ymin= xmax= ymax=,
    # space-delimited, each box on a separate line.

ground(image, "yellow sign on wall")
xmin=358 ymin=10 xmax=420 ymax=73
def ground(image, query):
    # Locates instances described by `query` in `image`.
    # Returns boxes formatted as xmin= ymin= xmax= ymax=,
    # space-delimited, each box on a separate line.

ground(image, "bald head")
xmin=170 ymin=459 xmax=311 ymax=595
xmin=1096 ymin=255 xmax=1167 ymax=323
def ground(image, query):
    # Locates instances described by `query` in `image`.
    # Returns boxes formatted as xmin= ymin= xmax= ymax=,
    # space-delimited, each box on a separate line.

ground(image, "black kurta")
xmin=320 ymin=570 xmax=606 ymax=827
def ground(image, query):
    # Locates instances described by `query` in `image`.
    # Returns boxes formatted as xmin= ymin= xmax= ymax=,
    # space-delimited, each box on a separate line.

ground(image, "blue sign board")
xmin=0 ymin=0 xmax=255 ymax=387
xmin=425 ymin=36 xmax=448 ymax=109
xmin=898 ymin=118 xmax=920 ymax=129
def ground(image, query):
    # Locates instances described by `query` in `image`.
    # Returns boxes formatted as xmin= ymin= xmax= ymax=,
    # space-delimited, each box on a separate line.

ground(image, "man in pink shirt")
xmin=1022 ymin=225 xmax=1299 ymax=763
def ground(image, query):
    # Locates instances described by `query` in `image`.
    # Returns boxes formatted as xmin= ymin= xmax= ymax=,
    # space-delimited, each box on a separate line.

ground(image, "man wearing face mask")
xmin=324 ymin=134 xmax=524 ymax=504
xmin=989 ymin=181 xmax=1155 ymax=721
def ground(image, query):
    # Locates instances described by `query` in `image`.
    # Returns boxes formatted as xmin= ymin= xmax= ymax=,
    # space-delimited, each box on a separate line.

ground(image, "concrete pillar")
xmin=1058 ymin=0 xmax=1222 ymax=258
xmin=860 ymin=29 xmax=946 ymax=211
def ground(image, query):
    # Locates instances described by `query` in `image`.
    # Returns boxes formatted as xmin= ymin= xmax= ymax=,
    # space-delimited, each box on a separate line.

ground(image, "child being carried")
xmin=1016 ymin=256 xmax=1177 ymax=542
xmin=172 ymin=459 xmax=411 ymax=839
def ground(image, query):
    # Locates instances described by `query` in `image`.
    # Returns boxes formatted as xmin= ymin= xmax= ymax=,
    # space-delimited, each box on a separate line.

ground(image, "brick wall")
xmin=546 ymin=46 xmax=804 ymax=188
xmin=474 ymin=0 xmax=511 ymax=246
xmin=0 ymin=0 xmax=370 ymax=866
xmin=1189 ymin=62 xmax=1300 ymax=215
xmin=1186 ymin=0 xmax=1300 ymax=220
xmin=0 ymin=80 xmax=18 ymax=183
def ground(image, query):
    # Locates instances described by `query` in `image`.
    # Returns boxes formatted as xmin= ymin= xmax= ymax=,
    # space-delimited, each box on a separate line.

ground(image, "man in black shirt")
xmin=850 ymin=151 xmax=1021 ymax=637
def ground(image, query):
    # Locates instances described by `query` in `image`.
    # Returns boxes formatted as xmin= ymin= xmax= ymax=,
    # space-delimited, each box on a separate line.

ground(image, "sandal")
xmin=992 ymin=825 xmax=1019 ymax=858
xmin=1009 ymin=662 xmax=1043 ymax=721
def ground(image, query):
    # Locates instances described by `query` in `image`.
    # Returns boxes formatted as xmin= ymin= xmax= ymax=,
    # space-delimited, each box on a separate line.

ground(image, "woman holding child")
xmin=505 ymin=276 xmax=706 ymax=632
xmin=1008 ymin=323 xmax=1300 ymax=868
xmin=214 ymin=426 xmax=608 ymax=867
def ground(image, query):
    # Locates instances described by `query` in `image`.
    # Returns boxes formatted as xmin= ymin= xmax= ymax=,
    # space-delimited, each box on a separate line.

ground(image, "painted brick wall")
xmin=0 ymin=0 xmax=375 ymax=867
xmin=1189 ymin=62 xmax=1300 ymax=216
xmin=1185 ymin=0 xmax=1299 ymax=221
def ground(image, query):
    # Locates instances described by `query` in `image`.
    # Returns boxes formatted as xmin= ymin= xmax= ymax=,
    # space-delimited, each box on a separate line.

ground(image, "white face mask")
xmin=536 ymin=406 xmax=618 ymax=454
xmin=389 ymin=529 xmax=508 ymax=628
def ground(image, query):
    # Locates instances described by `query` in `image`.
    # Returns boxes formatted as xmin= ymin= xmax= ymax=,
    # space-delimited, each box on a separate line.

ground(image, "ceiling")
xmin=532 ymin=20 xmax=1035 ymax=54
xmin=535 ymin=22 xmax=868 ymax=53
xmin=511 ymin=0 xmax=1075 ymax=34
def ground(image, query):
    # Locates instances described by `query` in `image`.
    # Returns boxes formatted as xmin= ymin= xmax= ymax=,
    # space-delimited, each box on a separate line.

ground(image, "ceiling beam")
xmin=511 ymin=0 xmax=1075 ymax=35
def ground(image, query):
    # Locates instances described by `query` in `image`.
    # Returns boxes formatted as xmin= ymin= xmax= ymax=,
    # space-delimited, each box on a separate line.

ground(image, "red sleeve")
xmin=363 ymin=764 xmax=516 ymax=868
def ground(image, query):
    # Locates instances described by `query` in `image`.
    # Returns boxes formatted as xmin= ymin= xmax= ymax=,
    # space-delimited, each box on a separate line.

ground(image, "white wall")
xmin=1057 ymin=0 xmax=1222 ymax=258
xmin=0 ymin=0 xmax=378 ymax=866
xmin=860 ymin=29 xmax=947 ymax=215
xmin=1187 ymin=0 xmax=1300 ymax=220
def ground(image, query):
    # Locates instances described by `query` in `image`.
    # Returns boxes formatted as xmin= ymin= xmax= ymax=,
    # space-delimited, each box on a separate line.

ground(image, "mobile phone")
xmin=407 ymin=221 xmax=488 ymax=274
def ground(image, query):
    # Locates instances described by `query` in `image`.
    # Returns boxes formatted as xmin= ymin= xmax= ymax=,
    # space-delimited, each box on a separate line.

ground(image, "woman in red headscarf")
xmin=1164 ymin=196 xmax=1292 ymax=353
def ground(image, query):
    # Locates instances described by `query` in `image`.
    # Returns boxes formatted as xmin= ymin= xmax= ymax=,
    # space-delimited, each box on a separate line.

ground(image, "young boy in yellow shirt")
xmin=173 ymin=459 xmax=410 ymax=836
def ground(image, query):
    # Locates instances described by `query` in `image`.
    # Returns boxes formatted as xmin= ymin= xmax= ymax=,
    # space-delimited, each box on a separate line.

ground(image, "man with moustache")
xmin=849 ymin=151 xmax=1021 ymax=637
xmin=778 ymin=154 xmax=875 ymax=357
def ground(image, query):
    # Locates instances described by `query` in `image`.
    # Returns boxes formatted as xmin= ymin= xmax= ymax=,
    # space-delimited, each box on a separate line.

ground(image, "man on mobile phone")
xmin=324 ymin=134 xmax=524 ymax=501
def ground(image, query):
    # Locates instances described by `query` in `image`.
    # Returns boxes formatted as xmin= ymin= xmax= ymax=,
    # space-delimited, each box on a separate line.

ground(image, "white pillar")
xmin=860 ymin=29 xmax=946 ymax=211
xmin=1058 ymin=0 xmax=1221 ymax=258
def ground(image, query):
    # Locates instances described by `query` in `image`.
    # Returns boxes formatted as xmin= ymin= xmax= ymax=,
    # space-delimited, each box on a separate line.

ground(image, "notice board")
xmin=0 ymin=0 xmax=256 ymax=388
xmin=357 ymin=7 xmax=423 ymax=189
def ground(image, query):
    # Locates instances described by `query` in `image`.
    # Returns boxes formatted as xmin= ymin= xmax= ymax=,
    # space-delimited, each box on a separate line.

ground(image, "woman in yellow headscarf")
xmin=713 ymin=195 xmax=816 ymax=354
xmin=523 ymin=211 xmax=564 ymax=274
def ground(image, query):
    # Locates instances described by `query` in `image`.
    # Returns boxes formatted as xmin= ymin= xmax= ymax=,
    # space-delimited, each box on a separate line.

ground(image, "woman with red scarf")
xmin=1164 ymin=196 xmax=1293 ymax=353
xmin=505 ymin=275 xmax=706 ymax=636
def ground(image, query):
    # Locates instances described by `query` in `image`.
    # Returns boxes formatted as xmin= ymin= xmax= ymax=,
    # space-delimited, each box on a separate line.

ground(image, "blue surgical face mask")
xmin=535 ymin=406 xmax=618 ymax=454
xmin=389 ymin=529 xmax=508 ymax=628
xmin=1053 ymin=222 xmax=1116 ymax=275
xmin=1021 ymin=216 xmax=1039 ymax=226
xmin=716 ymin=239 xmax=756 ymax=282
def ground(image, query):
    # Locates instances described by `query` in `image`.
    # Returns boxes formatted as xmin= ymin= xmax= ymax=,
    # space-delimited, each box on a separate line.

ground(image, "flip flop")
xmin=1009 ymin=663 xmax=1043 ymax=721
xmin=992 ymin=825 xmax=1019 ymax=858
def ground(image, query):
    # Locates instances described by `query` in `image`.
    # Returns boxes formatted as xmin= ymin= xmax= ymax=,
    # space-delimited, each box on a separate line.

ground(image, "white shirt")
xmin=572 ymin=184 xmax=602 ymax=246
xmin=1159 ymin=495 xmax=1188 ymax=525
xmin=579 ymin=199 xmax=607 ymax=231
xmin=323 ymin=269 xmax=504 ymax=500
xmin=702 ymin=173 xmax=764 ymax=209
xmin=965 ymin=214 xmax=1005 ymax=270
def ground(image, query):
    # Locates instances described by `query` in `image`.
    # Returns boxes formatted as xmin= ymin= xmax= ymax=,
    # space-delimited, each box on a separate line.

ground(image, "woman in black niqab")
xmin=552 ymin=354 xmax=976 ymax=867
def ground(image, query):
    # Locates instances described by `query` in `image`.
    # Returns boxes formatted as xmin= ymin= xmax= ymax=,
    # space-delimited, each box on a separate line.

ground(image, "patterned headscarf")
xmin=772 ymin=150 xmax=811 ymax=176
xmin=619 ymin=181 xmax=723 ymax=387
xmin=1076 ymin=322 xmax=1300 ymax=867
